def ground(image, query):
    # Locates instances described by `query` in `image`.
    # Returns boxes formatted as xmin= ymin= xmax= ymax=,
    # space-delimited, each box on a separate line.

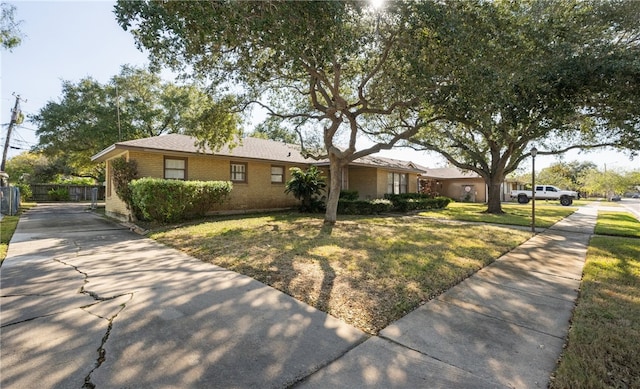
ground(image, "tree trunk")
xmin=485 ymin=175 xmax=505 ymax=214
xmin=324 ymin=156 xmax=343 ymax=225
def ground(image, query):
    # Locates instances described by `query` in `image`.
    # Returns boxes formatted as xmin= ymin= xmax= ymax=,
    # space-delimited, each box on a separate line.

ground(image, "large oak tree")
xmin=32 ymin=65 xmax=239 ymax=181
xmin=115 ymin=0 xmax=450 ymax=224
xmin=407 ymin=0 xmax=640 ymax=213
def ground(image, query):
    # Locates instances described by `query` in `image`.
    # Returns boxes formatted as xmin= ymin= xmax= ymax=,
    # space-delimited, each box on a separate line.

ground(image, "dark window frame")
xmin=387 ymin=172 xmax=409 ymax=194
xmin=230 ymin=161 xmax=248 ymax=183
xmin=271 ymin=165 xmax=285 ymax=184
xmin=164 ymin=156 xmax=188 ymax=180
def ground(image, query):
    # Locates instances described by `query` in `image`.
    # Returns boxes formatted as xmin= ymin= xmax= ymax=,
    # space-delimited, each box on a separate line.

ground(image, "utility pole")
xmin=1 ymin=94 xmax=22 ymax=172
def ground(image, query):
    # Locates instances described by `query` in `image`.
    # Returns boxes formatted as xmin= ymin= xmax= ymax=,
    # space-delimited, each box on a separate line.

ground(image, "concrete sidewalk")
xmin=296 ymin=205 xmax=597 ymax=388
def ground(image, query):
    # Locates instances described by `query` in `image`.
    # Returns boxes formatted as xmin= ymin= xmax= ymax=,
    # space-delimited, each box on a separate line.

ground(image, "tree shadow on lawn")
xmin=152 ymin=216 xmax=530 ymax=334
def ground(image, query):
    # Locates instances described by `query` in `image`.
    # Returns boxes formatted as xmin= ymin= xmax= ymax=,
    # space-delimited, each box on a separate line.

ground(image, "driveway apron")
xmin=0 ymin=203 xmax=366 ymax=389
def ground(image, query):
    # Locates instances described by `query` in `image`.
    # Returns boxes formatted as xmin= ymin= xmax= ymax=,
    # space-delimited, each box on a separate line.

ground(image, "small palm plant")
xmin=285 ymin=166 xmax=326 ymax=212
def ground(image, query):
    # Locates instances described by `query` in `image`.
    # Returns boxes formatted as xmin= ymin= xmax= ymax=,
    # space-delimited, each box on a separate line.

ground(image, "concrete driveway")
xmin=0 ymin=203 xmax=366 ymax=389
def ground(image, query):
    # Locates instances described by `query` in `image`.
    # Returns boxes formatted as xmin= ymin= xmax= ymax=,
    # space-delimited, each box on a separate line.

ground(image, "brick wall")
xmin=104 ymin=150 xmax=423 ymax=219
xmin=348 ymin=166 xmax=378 ymax=199
xmin=107 ymin=151 xmax=302 ymax=218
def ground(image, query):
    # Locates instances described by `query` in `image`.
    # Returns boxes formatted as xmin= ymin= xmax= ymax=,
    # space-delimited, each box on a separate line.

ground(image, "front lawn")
xmin=150 ymin=214 xmax=530 ymax=334
xmin=418 ymin=201 xmax=575 ymax=228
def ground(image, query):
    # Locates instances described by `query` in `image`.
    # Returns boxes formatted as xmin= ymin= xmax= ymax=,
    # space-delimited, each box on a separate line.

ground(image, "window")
xmin=164 ymin=157 xmax=187 ymax=180
xmin=230 ymin=162 xmax=247 ymax=182
xmin=271 ymin=165 xmax=284 ymax=183
xmin=387 ymin=172 xmax=408 ymax=194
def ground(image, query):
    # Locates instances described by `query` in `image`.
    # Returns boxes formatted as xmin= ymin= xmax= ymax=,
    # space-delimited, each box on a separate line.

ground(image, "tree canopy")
xmin=115 ymin=0 xmax=640 ymax=219
xmin=3 ymin=151 xmax=53 ymax=184
xmin=115 ymin=0 xmax=449 ymax=224
xmin=579 ymin=167 xmax=640 ymax=199
xmin=32 ymin=65 xmax=240 ymax=181
xmin=407 ymin=0 xmax=640 ymax=212
xmin=1 ymin=2 xmax=22 ymax=50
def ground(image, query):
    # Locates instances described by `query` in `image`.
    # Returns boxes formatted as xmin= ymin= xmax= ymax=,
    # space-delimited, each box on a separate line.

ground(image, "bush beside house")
xmin=130 ymin=178 xmax=232 ymax=223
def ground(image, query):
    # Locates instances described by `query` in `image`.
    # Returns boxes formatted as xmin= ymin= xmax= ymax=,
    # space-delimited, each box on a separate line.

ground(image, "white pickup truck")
xmin=510 ymin=185 xmax=579 ymax=206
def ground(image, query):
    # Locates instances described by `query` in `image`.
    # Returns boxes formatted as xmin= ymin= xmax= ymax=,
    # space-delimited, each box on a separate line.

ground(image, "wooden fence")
xmin=30 ymin=184 xmax=106 ymax=202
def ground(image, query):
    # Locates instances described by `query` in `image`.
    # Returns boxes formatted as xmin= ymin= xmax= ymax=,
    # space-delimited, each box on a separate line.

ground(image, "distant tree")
xmin=531 ymin=161 xmax=598 ymax=191
xmin=3 ymin=152 xmax=54 ymax=183
xmin=115 ymin=1 xmax=450 ymax=225
xmin=579 ymin=167 xmax=629 ymax=199
xmin=31 ymin=65 xmax=240 ymax=181
xmin=408 ymin=0 xmax=640 ymax=213
xmin=250 ymin=117 xmax=299 ymax=145
xmin=1 ymin=3 xmax=22 ymax=50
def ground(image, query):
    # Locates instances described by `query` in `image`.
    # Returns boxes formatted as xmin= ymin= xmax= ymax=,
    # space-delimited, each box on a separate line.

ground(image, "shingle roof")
xmin=92 ymin=134 xmax=423 ymax=172
xmin=336 ymin=155 xmax=425 ymax=173
xmin=420 ymin=166 xmax=481 ymax=179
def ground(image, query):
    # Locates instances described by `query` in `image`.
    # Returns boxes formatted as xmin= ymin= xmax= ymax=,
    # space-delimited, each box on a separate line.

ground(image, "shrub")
xmin=339 ymin=190 xmax=359 ymax=201
xmin=337 ymin=199 xmax=392 ymax=215
xmin=384 ymin=193 xmax=451 ymax=212
xmin=285 ymin=166 xmax=326 ymax=212
xmin=47 ymin=187 xmax=70 ymax=201
xmin=15 ymin=183 xmax=32 ymax=201
xmin=130 ymin=178 xmax=232 ymax=223
xmin=111 ymin=157 xmax=138 ymax=214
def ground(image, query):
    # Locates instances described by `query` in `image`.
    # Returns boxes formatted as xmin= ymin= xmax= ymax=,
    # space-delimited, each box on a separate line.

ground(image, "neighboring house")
xmin=418 ymin=166 xmax=516 ymax=203
xmin=91 ymin=134 xmax=424 ymax=220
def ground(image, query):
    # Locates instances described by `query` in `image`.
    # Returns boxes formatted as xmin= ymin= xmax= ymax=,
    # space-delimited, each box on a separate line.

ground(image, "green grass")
xmin=150 ymin=213 xmax=530 ymax=334
xmin=551 ymin=235 xmax=640 ymax=388
xmin=1 ymin=203 xmax=36 ymax=263
xmin=551 ymin=210 xmax=640 ymax=388
xmin=418 ymin=201 xmax=575 ymax=228
xmin=595 ymin=211 xmax=640 ymax=238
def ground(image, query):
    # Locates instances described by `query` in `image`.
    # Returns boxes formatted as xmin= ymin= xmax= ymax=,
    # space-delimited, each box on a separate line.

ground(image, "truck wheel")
xmin=560 ymin=196 xmax=573 ymax=206
xmin=518 ymin=194 xmax=530 ymax=204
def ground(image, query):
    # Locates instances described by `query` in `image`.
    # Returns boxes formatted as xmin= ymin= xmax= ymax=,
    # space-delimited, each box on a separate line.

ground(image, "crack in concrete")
xmin=82 ymin=296 xmax=132 ymax=389
xmin=53 ymin=257 xmax=134 ymax=389
xmin=1 ymin=293 xmax=57 ymax=297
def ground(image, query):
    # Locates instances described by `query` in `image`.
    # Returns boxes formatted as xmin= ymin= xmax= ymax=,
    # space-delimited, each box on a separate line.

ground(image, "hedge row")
xmin=337 ymin=193 xmax=451 ymax=215
xmin=337 ymin=199 xmax=393 ymax=215
xmin=130 ymin=178 xmax=232 ymax=223
xmin=390 ymin=196 xmax=452 ymax=212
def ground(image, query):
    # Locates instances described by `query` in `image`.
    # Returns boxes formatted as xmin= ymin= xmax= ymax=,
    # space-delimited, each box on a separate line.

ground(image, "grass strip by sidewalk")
xmin=151 ymin=213 xmax=530 ymax=334
xmin=1 ymin=215 xmax=20 ymax=262
xmin=418 ymin=202 xmax=575 ymax=227
xmin=551 ymin=211 xmax=640 ymax=388
xmin=0 ymin=203 xmax=36 ymax=263
xmin=595 ymin=211 xmax=640 ymax=238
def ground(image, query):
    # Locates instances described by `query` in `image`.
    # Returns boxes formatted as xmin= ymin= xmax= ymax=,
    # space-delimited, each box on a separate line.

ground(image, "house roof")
xmin=420 ymin=166 xmax=481 ymax=179
xmin=91 ymin=134 xmax=424 ymax=173
xmin=317 ymin=154 xmax=425 ymax=173
xmin=92 ymin=134 xmax=311 ymax=164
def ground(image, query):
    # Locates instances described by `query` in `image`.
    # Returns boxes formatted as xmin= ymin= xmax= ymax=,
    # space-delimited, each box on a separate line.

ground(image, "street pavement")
xmin=1 ymin=202 xmax=600 ymax=388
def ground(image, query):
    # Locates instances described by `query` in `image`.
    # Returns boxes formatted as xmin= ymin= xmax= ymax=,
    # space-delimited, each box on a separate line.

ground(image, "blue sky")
xmin=1 ymin=0 xmax=148 ymax=160
xmin=1 ymin=1 xmax=637 ymax=172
